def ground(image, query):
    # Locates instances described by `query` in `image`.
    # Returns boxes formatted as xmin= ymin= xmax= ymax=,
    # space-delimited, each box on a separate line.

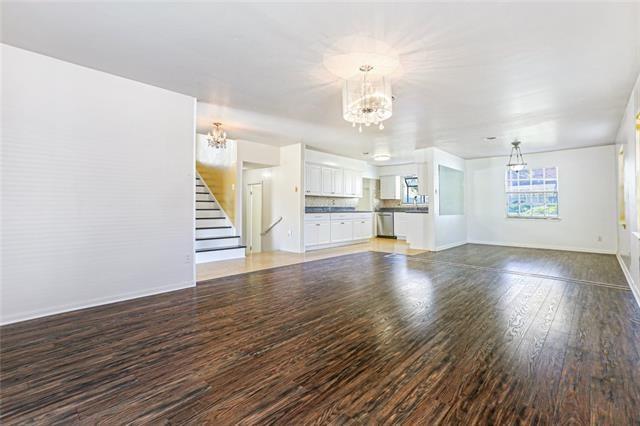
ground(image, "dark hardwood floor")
xmin=1 ymin=247 xmax=639 ymax=424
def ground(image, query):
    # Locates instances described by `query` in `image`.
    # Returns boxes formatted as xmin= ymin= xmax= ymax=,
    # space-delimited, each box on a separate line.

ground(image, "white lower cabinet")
xmin=353 ymin=218 xmax=373 ymax=240
xmin=394 ymin=212 xmax=408 ymax=239
xmin=304 ymin=220 xmax=330 ymax=246
xmin=330 ymin=220 xmax=353 ymax=243
xmin=305 ymin=213 xmax=372 ymax=248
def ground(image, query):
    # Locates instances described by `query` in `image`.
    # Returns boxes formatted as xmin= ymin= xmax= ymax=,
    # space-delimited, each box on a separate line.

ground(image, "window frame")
xmin=505 ymin=167 xmax=559 ymax=219
xmin=401 ymin=176 xmax=427 ymax=205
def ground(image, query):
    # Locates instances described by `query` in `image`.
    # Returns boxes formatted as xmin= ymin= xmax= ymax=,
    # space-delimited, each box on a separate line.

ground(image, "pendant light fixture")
xmin=342 ymin=64 xmax=392 ymax=132
xmin=207 ymin=122 xmax=227 ymax=149
xmin=506 ymin=140 xmax=527 ymax=171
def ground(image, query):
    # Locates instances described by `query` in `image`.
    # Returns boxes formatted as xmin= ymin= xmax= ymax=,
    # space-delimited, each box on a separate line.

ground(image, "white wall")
xmin=431 ymin=148 xmax=467 ymax=250
xmin=615 ymin=74 xmax=640 ymax=305
xmin=272 ymin=143 xmax=305 ymax=252
xmin=466 ymin=145 xmax=617 ymax=254
xmin=1 ymin=45 xmax=196 ymax=324
xmin=305 ymin=148 xmax=378 ymax=178
xmin=377 ymin=163 xmax=417 ymax=177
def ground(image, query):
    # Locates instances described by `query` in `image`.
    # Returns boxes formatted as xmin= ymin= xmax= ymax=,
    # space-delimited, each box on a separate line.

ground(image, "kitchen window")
xmin=402 ymin=176 xmax=427 ymax=205
xmin=505 ymin=167 xmax=558 ymax=218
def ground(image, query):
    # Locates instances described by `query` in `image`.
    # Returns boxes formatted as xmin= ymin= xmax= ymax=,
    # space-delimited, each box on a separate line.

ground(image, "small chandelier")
xmin=342 ymin=65 xmax=392 ymax=133
xmin=207 ymin=122 xmax=227 ymax=149
xmin=507 ymin=140 xmax=527 ymax=171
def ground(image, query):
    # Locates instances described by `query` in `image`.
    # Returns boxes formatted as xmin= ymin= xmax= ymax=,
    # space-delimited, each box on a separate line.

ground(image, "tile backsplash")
xmin=305 ymin=178 xmax=381 ymax=211
xmin=305 ymin=196 xmax=360 ymax=208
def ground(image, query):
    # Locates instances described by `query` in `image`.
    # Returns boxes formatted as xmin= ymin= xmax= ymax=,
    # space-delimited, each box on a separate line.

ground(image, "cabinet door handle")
xmin=341 ymin=222 xmax=345 ymax=224
xmin=315 ymin=223 xmax=320 ymax=226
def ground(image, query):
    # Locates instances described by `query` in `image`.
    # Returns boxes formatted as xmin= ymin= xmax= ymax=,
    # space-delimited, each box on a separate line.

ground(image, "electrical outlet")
xmin=185 ymin=254 xmax=192 ymax=264
xmin=597 ymin=236 xmax=602 ymax=242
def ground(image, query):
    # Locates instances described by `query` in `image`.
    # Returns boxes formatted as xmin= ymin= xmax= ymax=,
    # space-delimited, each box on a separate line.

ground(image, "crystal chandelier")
xmin=342 ymin=65 xmax=392 ymax=132
xmin=506 ymin=140 xmax=527 ymax=171
xmin=207 ymin=122 xmax=227 ymax=149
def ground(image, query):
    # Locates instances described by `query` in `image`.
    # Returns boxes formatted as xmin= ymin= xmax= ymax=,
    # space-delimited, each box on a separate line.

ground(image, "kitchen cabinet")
xmin=353 ymin=217 xmax=373 ymax=239
xmin=343 ymin=170 xmax=353 ymax=196
xmin=380 ymin=175 xmax=402 ymax=199
xmin=330 ymin=219 xmax=353 ymax=243
xmin=305 ymin=164 xmax=322 ymax=195
xmin=321 ymin=167 xmax=343 ymax=196
xmin=305 ymin=163 xmax=363 ymax=198
xmin=304 ymin=214 xmax=331 ymax=246
xmin=394 ymin=212 xmax=408 ymax=238
xmin=305 ymin=213 xmax=372 ymax=248
xmin=342 ymin=169 xmax=363 ymax=197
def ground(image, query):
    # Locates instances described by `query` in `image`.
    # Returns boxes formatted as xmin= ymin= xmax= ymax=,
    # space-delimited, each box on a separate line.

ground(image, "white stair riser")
xmin=196 ymin=201 xmax=219 ymax=209
xmin=196 ymin=210 xmax=224 ymax=219
xmin=196 ymin=193 xmax=214 ymax=201
xmin=195 ymin=238 xmax=240 ymax=250
xmin=196 ymin=218 xmax=229 ymax=227
xmin=196 ymin=227 xmax=234 ymax=238
xmin=196 ymin=247 xmax=245 ymax=263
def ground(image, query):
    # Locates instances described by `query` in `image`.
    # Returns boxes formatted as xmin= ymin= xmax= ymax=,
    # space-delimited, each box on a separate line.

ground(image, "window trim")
xmin=401 ymin=175 xmax=427 ymax=205
xmin=504 ymin=167 xmax=560 ymax=219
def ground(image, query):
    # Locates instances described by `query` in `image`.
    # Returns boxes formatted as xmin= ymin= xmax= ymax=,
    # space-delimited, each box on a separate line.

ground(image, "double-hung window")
xmin=505 ymin=167 xmax=558 ymax=218
xmin=402 ymin=176 xmax=427 ymax=205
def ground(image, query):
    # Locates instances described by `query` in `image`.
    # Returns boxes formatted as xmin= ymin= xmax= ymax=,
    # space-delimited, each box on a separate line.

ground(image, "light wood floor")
xmin=196 ymin=237 xmax=424 ymax=282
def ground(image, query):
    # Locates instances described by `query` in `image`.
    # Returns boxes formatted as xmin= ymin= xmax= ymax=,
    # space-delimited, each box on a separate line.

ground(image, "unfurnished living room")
xmin=1 ymin=2 xmax=640 ymax=424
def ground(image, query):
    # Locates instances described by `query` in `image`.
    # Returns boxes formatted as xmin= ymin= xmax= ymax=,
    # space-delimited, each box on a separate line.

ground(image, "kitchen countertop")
xmin=376 ymin=207 xmax=429 ymax=213
xmin=305 ymin=207 xmax=373 ymax=213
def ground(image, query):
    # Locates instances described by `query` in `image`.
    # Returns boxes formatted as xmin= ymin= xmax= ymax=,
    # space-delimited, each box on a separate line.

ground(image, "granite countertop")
xmin=376 ymin=207 xmax=429 ymax=213
xmin=305 ymin=207 xmax=373 ymax=213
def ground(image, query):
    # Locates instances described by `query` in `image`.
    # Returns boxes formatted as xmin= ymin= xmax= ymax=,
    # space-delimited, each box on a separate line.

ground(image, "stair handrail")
xmin=261 ymin=216 xmax=283 ymax=236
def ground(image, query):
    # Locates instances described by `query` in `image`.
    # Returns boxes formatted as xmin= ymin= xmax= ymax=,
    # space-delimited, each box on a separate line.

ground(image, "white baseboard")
xmin=617 ymin=254 xmax=640 ymax=308
xmin=434 ymin=240 xmax=467 ymax=251
xmin=0 ymin=280 xmax=196 ymax=326
xmin=466 ymin=239 xmax=616 ymax=255
xmin=305 ymin=238 xmax=370 ymax=252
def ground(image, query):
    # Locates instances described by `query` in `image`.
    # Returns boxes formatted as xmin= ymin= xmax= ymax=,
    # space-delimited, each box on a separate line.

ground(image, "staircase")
xmin=195 ymin=174 xmax=245 ymax=263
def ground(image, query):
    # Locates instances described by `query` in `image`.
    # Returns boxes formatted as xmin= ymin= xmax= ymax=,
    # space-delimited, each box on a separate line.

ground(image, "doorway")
xmin=247 ymin=182 xmax=263 ymax=253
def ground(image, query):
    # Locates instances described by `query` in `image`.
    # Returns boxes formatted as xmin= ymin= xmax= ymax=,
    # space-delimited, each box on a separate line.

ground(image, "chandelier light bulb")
xmin=358 ymin=125 xmax=362 ymax=133
xmin=379 ymin=123 xmax=384 ymax=130
xmin=342 ymin=64 xmax=392 ymax=132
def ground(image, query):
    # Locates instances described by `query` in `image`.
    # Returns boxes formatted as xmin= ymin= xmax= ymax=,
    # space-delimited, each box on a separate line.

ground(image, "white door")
xmin=248 ymin=183 xmax=262 ymax=253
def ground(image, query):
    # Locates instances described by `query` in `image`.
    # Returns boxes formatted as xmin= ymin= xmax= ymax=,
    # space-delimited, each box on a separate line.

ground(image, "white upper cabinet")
xmin=305 ymin=163 xmax=322 ymax=195
xmin=343 ymin=169 xmax=353 ymax=195
xmin=331 ymin=168 xmax=343 ymax=196
xmin=321 ymin=167 xmax=333 ymax=196
xmin=306 ymin=163 xmax=361 ymax=198
xmin=342 ymin=169 xmax=362 ymax=197
xmin=380 ymin=175 xmax=401 ymax=199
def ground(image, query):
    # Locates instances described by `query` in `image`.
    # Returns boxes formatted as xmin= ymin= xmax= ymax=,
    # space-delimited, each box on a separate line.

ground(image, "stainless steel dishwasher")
xmin=375 ymin=212 xmax=395 ymax=238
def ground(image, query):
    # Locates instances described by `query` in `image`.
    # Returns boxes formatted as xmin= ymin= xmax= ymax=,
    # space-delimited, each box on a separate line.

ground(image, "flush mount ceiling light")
xmin=373 ymin=153 xmax=391 ymax=162
xmin=506 ymin=140 xmax=527 ymax=171
xmin=343 ymin=64 xmax=393 ymax=132
xmin=207 ymin=122 xmax=227 ymax=149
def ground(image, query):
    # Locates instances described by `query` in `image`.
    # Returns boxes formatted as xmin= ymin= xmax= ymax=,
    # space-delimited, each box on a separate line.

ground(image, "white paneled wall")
xmin=1 ymin=45 xmax=196 ymax=324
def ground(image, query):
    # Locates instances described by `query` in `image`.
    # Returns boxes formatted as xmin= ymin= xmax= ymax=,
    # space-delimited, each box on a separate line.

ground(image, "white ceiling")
xmin=2 ymin=2 xmax=639 ymax=163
